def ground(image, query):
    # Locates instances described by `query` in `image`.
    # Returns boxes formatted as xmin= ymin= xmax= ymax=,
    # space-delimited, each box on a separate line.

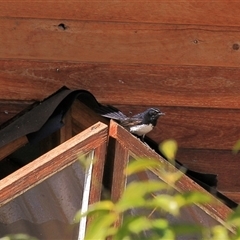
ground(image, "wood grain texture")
xmin=1 ymin=101 xmax=239 ymax=152
xmin=89 ymin=139 xmax=108 ymax=205
xmin=0 ymin=122 xmax=108 ymax=207
xmin=177 ymin=148 xmax=240 ymax=193
xmin=108 ymin=106 xmax=240 ymax=202
xmin=1 ymin=18 xmax=240 ymax=67
xmin=1 ymin=60 xmax=240 ymax=110
xmin=108 ymin=137 xmax=129 ymax=228
xmin=59 ymin=109 xmax=72 ymax=144
xmin=114 ymin=105 xmax=240 ymax=151
xmin=0 ymin=0 xmax=240 ymax=207
xmin=1 ymin=1 xmax=240 ymax=27
xmin=1 ymin=100 xmax=239 ymax=152
xmin=0 ymin=136 xmax=28 ymax=162
xmin=222 ymin=192 xmax=240 ymax=204
xmin=110 ymin=139 xmax=129 ymax=203
xmin=109 ymin=120 xmax=233 ymax=229
xmin=0 ymin=101 xmax=33 ymax=125
xmin=71 ymin=101 xmax=108 ymax=133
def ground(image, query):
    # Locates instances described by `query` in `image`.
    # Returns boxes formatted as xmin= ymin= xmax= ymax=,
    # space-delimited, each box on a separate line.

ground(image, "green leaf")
xmin=74 ymin=200 xmax=115 ymax=223
xmin=157 ymin=169 xmax=185 ymax=185
xmin=128 ymin=217 xmax=152 ymax=234
xmin=151 ymin=220 xmax=175 ymax=240
xmin=211 ymin=225 xmax=230 ymax=240
xmin=228 ymin=205 xmax=240 ymax=227
xmin=0 ymin=234 xmax=37 ymax=240
xmin=170 ymin=223 xmax=204 ymax=235
xmin=88 ymin=200 xmax=115 ymax=212
xmin=77 ymin=154 xmax=95 ymax=171
xmin=125 ymin=158 xmax=162 ymax=176
xmin=147 ymin=195 xmax=180 ymax=216
xmin=154 ymin=229 xmax=175 ymax=240
xmin=114 ymin=217 xmax=171 ymax=240
xmin=159 ymin=139 xmax=178 ymax=161
xmin=233 ymin=140 xmax=240 ymax=154
xmin=113 ymin=216 xmax=139 ymax=240
xmin=85 ymin=211 xmax=118 ymax=240
xmin=177 ymin=191 xmax=212 ymax=206
xmin=151 ymin=218 xmax=169 ymax=229
xmin=116 ymin=181 xmax=167 ymax=212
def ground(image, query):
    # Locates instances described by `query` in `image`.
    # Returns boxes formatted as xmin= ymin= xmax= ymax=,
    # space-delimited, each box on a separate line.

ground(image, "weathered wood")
xmin=114 ymin=105 xmax=240 ymax=151
xmin=39 ymin=131 xmax=60 ymax=155
xmin=72 ymin=98 xmax=109 ymax=204
xmin=110 ymin=139 xmax=129 ymax=203
xmin=71 ymin=101 xmax=108 ymax=133
xmin=177 ymin=148 xmax=240 ymax=193
xmin=0 ymin=122 xmax=108 ymax=207
xmin=1 ymin=97 xmax=239 ymax=162
xmin=107 ymin=137 xmax=129 ymax=228
xmin=2 ymin=100 xmax=239 ymax=152
xmin=109 ymin=120 xmax=233 ymax=230
xmin=1 ymin=60 xmax=240 ymax=110
xmin=89 ymin=140 xmax=108 ymax=205
xmin=0 ymin=1 xmax=239 ymax=213
xmin=1 ymin=1 xmax=240 ymax=27
xmin=60 ymin=109 xmax=72 ymax=143
xmin=1 ymin=19 xmax=240 ymax=67
xmin=222 ymin=192 xmax=240 ymax=204
xmin=0 ymin=100 xmax=33 ymax=125
xmin=0 ymin=136 xmax=28 ymax=161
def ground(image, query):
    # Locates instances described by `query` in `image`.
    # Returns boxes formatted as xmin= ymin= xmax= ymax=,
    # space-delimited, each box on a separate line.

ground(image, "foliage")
xmin=2 ymin=140 xmax=240 ymax=240
xmin=0 ymin=234 xmax=37 ymax=240
xmin=233 ymin=140 xmax=240 ymax=154
xmin=75 ymin=139 xmax=239 ymax=240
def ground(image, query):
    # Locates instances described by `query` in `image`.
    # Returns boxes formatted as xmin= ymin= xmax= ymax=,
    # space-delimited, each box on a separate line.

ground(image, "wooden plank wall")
xmin=0 ymin=1 xmax=240 ymax=201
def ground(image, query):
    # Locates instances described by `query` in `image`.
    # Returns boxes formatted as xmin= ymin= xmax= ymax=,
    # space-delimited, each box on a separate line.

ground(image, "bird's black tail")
xmin=96 ymin=105 xmax=127 ymax=121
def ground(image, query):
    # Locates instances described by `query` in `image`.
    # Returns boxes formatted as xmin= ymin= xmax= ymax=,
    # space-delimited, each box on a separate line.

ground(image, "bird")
xmin=100 ymin=107 xmax=165 ymax=140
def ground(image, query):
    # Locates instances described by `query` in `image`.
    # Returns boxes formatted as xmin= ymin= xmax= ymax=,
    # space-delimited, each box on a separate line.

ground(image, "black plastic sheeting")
xmin=0 ymin=86 xmax=237 ymax=209
xmin=0 ymin=87 xmax=102 ymax=147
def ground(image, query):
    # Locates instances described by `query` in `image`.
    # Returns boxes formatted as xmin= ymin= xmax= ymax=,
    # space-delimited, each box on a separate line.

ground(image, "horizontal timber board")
xmin=1 ymin=2 xmax=240 ymax=27
xmin=222 ymin=192 xmax=240 ymax=204
xmin=1 ymin=60 xmax=240 ymax=109
xmin=1 ymin=19 xmax=240 ymax=67
xmin=177 ymin=148 xmax=240 ymax=193
xmin=0 ymin=101 xmax=33 ymax=125
xmin=115 ymin=105 xmax=240 ymax=150
xmin=1 ymin=102 xmax=239 ymax=151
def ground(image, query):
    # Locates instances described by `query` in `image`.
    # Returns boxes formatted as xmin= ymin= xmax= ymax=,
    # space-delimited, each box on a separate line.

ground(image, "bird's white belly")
xmin=130 ymin=124 xmax=153 ymax=136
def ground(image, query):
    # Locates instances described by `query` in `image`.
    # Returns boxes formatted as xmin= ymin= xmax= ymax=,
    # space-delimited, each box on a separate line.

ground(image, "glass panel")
xmin=0 ymin=153 xmax=94 ymax=240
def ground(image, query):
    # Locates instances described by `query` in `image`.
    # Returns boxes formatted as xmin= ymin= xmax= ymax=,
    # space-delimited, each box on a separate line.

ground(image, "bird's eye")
xmin=150 ymin=111 xmax=156 ymax=115
xmin=153 ymin=110 xmax=158 ymax=115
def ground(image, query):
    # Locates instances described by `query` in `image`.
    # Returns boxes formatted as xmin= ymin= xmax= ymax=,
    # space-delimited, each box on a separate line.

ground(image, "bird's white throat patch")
xmin=130 ymin=124 xmax=154 ymax=136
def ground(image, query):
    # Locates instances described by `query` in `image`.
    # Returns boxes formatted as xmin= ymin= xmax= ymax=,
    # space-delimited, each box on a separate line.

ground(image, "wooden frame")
xmin=0 ymin=122 xmax=108 ymax=207
xmin=108 ymin=120 xmax=234 ymax=231
xmin=0 ymin=99 xmax=236 ymax=237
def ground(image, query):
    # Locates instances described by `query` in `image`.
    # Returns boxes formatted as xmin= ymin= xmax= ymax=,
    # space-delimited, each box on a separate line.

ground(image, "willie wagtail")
xmin=100 ymin=107 xmax=165 ymax=139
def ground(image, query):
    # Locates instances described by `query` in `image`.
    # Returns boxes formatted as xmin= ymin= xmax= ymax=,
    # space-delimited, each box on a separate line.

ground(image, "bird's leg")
xmin=140 ymin=134 xmax=146 ymax=143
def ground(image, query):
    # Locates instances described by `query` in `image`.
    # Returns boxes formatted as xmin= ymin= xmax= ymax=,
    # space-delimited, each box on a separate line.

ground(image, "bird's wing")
xmin=97 ymin=105 xmax=127 ymax=121
xmin=120 ymin=117 xmax=142 ymax=127
xmin=132 ymin=112 xmax=143 ymax=118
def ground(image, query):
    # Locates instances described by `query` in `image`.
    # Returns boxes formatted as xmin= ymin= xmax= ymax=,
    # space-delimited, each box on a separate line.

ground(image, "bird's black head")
xmin=144 ymin=108 xmax=165 ymax=126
